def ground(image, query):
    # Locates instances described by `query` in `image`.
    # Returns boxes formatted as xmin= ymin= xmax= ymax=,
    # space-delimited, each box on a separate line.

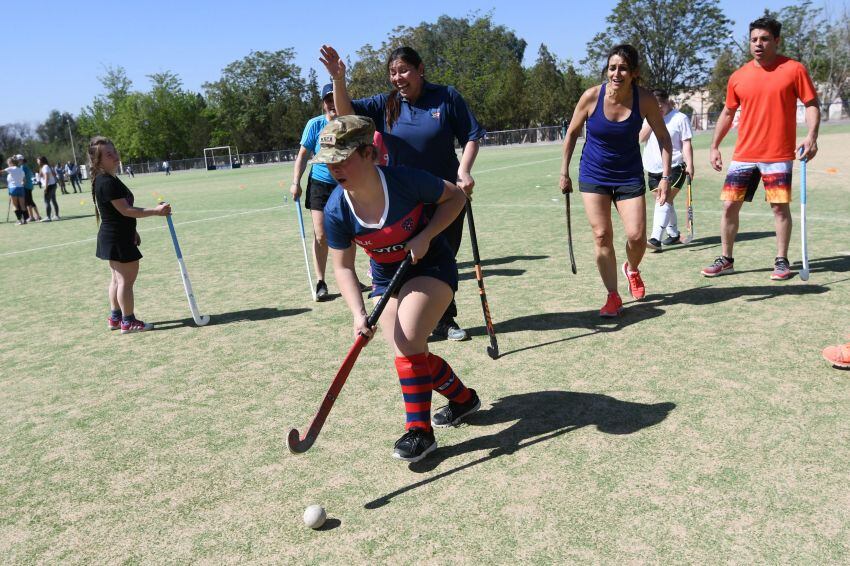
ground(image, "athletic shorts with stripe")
xmin=648 ymin=164 xmax=687 ymax=191
xmin=721 ymin=161 xmax=793 ymax=204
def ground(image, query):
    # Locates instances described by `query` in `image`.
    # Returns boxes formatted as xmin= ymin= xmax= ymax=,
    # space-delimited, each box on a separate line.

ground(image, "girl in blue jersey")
xmin=560 ymin=44 xmax=673 ymax=317
xmin=319 ymin=44 xmax=485 ymax=342
xmin=316 ymin=115 xmax=481 ymax=463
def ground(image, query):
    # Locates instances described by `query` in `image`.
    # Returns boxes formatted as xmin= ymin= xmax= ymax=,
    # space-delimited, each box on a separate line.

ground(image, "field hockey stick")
xmin=165 ymin=214 xmax=211 ymax=326
xmin=682 ymin=174 xmax=695 ymax=244
xmin=288 ymin=254 xmax=413 ymax=454
xmin=565 ymin=192 xmax=577 ymax=274
xmin=799 ymin=148 xmax=810 ymax=281
xmin=295 ymin=197 xmax=318 ymax=301
xmin=465 ymin=199 xmax=499 ymax=360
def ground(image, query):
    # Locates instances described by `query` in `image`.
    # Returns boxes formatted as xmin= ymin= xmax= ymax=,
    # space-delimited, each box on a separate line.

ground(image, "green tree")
xmin=706 ymin=48 xmax=741 ymax=114
xmin=583 ymin=0 xmax=733 ymax=93
xmin=204 ymin=49 xmax=311 ymax=151
xmin=525 ymin=44 xmax=569 ymax=126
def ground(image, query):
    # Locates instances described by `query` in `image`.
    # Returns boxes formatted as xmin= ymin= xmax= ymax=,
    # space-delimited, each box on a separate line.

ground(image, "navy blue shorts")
xmin=579 ymin=181 xmax=645 ymax=201
xmin=369 ymin=254 xmax=458 ymax=298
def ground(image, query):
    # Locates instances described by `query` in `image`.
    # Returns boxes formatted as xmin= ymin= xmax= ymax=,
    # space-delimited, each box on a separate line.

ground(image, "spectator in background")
xmin=162 ymin=160 xmax=171 ymax=175
xmin=67 ymin=162 xmax=83 ymax=193
xmin=37 ymin=156 xmax=60 ymax=221
xmin=55 ymin=162 xmax=68 ymax=194
xmin=2 ymin=156 xmax=29 ymax=224
xmin=18 ymin=154 xmax=43 ymax=222
xmin=125 ymin=165 xmax=134 ymax=178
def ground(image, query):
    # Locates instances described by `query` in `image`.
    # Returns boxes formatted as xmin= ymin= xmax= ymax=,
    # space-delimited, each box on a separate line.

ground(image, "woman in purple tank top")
xmin=559 ymin=44 xmax=673 ymax=317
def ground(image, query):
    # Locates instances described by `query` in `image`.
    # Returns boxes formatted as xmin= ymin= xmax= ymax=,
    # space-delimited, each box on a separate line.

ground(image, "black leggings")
xmin=44 ymin=184 xmax=59 ymax=218
xmin=439 ymin=207 xmax=467 ymax=323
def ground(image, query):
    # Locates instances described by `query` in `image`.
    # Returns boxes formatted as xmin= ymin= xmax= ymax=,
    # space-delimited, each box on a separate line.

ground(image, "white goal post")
xmin=204 ymin=146 xmax=235 ymax=170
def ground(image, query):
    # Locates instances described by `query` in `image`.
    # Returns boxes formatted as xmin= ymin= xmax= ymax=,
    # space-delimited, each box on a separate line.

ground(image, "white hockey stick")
xmin=166 ymin=214 xmax=210 ymax=326
xmin=799 ymin=151 xmax=809 ymax=281
xmin=295 ymin=197 xmax=318 ymax=301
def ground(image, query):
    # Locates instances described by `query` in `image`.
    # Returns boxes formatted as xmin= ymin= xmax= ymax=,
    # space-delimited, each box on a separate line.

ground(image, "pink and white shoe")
xmin=120 ymin=319 xmax=153 ymax=334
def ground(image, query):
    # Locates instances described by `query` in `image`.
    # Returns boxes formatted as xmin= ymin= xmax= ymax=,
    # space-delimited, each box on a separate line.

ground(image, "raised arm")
xmin=320 ymin=45 xmax=354 ymax=117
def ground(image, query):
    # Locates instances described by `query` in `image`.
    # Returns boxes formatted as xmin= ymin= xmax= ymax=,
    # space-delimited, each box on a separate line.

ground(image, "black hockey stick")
xmin=465 ymin=199 xmax=499 ymax=359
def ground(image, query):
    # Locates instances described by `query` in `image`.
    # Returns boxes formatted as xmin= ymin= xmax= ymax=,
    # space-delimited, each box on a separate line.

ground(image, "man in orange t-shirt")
xmin=701 ymin=16 xmax=820 ymax=281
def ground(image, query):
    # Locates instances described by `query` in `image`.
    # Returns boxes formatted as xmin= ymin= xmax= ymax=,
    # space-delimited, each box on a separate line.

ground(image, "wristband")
xmin=661 ymin=176 xmax=671 ymax=181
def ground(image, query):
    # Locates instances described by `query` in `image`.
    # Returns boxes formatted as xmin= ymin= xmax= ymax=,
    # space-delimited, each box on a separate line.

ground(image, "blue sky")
xmin=8 ymin=0 xmax=790 ymax=124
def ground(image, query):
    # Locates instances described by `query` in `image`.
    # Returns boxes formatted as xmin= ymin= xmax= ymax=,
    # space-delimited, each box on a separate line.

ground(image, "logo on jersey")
xmin=431 ymin=110 xmax=441 ymax=119
xmin=402 ymin=217 xmax=414 ymax=232
xmin=372 ymin=243 xmax=406 ymax=255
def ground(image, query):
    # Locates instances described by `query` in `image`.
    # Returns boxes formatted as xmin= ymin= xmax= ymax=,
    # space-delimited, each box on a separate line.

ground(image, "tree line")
xmin=1 ymin=1 xmax=847 ymax=166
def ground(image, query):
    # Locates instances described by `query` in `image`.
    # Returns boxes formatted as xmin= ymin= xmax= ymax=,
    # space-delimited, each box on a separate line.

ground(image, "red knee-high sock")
xmin=395 ymin=354 xmax=433 ymax=431
xmin=428 ymin=353 xmax=471 ymax=404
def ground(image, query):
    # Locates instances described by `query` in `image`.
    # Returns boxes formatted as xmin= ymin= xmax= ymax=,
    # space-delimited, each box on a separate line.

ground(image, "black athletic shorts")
xmin=305 ymin=177 xmax=337 ymax=211
xmin=579 ymin=181 xmax=645 ymax=201
xmin=647 ymin=165 xmax=687 ymax=190
xmin=368 ymin=253 xmax=458 ymax=299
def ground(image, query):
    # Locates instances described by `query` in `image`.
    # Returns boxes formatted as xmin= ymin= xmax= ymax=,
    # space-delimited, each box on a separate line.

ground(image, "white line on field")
xmin=475 ymin=157 xmax=562 ymax=175
xmin=0 ymin=205 xmax=285 ymax=258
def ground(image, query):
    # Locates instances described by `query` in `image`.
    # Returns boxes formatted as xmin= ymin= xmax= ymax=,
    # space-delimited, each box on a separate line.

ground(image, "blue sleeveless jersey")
xmin=579 ymin=83 xmax=644 ymax=186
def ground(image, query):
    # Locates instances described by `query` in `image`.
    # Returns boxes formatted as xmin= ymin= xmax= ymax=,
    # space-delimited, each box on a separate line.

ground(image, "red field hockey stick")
xmin=465 ymin=199 xmax=499 ymax=359
xmin=288 ymin=254 xmax=412 ymax=454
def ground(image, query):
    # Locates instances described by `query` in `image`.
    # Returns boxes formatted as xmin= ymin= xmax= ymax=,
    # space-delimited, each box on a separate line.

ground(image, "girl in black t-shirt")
xmin=89 ymin=136 xmax=171 ymax=333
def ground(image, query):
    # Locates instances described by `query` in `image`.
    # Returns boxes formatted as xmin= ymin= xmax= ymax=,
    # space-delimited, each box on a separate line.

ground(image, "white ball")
xmin=303 ymin=504 xmax=327 ymax=529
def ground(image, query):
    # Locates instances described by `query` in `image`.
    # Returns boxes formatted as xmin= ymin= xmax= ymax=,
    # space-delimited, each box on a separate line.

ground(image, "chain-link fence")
xmin=118 ymin=100 xmax=847 ymax=176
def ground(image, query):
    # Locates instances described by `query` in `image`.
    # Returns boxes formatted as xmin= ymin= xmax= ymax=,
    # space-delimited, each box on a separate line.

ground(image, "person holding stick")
xmin=560 ymin=44 xmax=673 ymax=317
xmin=701 ymin=16 xmax=819 ymax=280
xmin=320 ymin=44 xmax=484 ymax=342
xmin=89 ymin=136 xmax=171 ymax=333
xmin=318 ymin=115 xmax=481 ymax=462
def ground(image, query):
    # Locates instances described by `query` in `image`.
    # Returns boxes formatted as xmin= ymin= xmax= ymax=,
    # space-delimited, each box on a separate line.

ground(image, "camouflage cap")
xmin=311 ymin=115 xmax=376 ymax=164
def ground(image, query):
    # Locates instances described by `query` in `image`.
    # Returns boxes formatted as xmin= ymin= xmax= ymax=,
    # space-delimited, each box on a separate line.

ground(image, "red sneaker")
xmin=701 ymin=256 xmax=734 ymax=277
xmin=120 ymin=319 xmax=154 ymax=334
xmin=107 ymin=317 xmax=121 ymax=331
xmin=822 ymin=343 xmax=850 ymax=369
xmin=599 ymin=292 xmax=623 ymax=318
xmin=622 ymin=262 xmax=645 ymax=300
xmin=770 ymin=257 xmax=792 ymax=281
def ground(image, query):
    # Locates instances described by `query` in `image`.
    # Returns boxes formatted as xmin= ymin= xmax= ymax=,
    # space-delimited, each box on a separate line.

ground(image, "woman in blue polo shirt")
xmin=319 ymin=44 xmax=485 ymax=342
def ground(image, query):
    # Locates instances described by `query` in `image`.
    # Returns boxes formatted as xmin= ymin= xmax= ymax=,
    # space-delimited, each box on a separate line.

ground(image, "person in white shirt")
xmin=37 ymin=156 xmax=60 ymax=221
xmin=640 ymin=89 xmax=694 ymax=251
xmin=2 ymin=157 xmax=29 ymax=224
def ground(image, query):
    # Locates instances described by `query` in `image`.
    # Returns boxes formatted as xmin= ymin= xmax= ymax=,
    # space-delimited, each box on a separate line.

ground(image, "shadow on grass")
xmin=673 ymin=230 xmax=775 ymax=252
xmin=364 ymin=391 xmax=675 ymax=509
xmin=317 ymin=518 xmax=341 ymax=531
xmin=456 ymin=254 xmax=548 ymax=269
xmin=466 ymin=282 xmax=829 ymax=357
xmin=153 ymin=307 xmax=310 ymax=330
xmin=458 ymin=267 xmax=525 ymax=282
xmin=733 ymin=254 xmax=850 ymax=277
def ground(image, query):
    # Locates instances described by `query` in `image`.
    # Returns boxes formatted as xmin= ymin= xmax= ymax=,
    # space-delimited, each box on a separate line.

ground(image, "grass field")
xmin=2 ymin=124 xmax=849 ymax=563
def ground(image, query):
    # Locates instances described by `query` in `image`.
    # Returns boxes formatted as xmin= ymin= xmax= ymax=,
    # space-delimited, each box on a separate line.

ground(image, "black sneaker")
xmin=662 ymin=234 xmax=682 ymax=246
xmin=392 ymin=427 xmax=437 ymax=462
xmin=647 ymin=237 xmax=662 ymax=252
xmin=432 ymin=389 xmax=481 ymax=428
xmin=315 ymin=280 xmax=329 ymax=301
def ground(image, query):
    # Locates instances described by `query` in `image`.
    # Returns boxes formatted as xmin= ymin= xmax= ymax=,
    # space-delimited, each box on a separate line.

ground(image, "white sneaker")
xmin=53 ymin=215 xmax=61 ymax=221
xmin=42 ymin=217 xmax=52 ymax=222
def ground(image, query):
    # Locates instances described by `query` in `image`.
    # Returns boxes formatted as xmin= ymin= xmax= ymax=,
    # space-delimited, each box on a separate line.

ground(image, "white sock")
xmin=666 ymin=203 xmax=679 ymax=237
xmin=651 ymin=202 xmax=669 ymax=241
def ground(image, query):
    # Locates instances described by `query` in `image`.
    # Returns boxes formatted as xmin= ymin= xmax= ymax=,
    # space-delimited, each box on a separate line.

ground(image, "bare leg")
xmin=614 ymin=195 xmax=647 ymax=271
xmin=771 ymin=202 xmax=792 ymax=258
xmin=720 ymin=200 xmax=744 ymax=258
xmin=378 ymin=277 xmax=453 ymax=356
xmin=581 ymin=192 xmax=617 ymax=292
xmin=108 ymin=266 xmax=120 ymax=311
xmin=310 ymin=209 xmax=328 ymax=282
xmin=109 ymin=260 xmax=140 ymax=316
